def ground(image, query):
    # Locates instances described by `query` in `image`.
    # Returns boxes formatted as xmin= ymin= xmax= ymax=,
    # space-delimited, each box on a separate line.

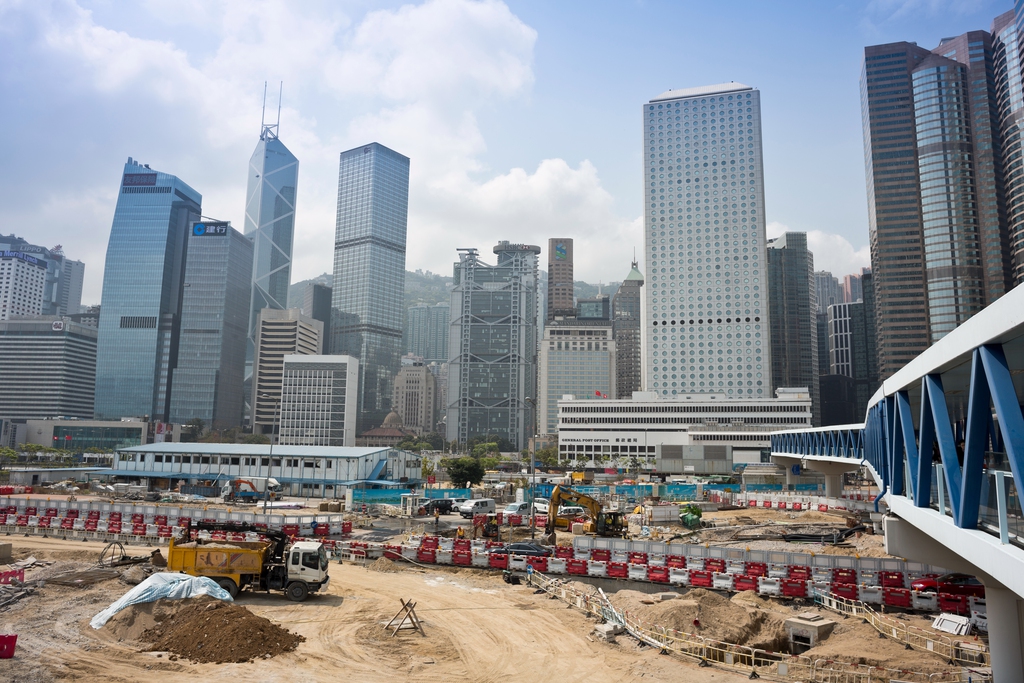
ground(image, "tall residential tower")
xmin=330 ymin=143 xmax=410 ymax=434
xmin=643 ymin=83 xmax=770 ymax=398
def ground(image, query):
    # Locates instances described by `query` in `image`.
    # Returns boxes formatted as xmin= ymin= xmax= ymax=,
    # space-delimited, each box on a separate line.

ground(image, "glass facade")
xmin=169 ymin=224 xmax=254 ymax=429
xmin=331 ymin=143 xmax=410 ymax=434
xmin=538 ymin=322 xmax=615 ymax=434
xmin=612 ymin=262 xmax=644 ymax=398
xmin=245 ymin=133 xmax=299 ymax=372
xmin=643 ymin=83 xmax=771 ymax=398
xmin=405 ymin=302 xmax=449 ymax=363
xmin=95 ymin=158 xmax=201 ymax=420
xmin=53 ymin=425 xmax=143 ymax=451
xmin=447 ymin=243 xmax=539 ymax=449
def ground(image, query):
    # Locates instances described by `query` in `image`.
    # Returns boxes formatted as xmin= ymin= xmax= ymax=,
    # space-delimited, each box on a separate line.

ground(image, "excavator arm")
xmin=180 ymin=520 xmax=289 ymax=562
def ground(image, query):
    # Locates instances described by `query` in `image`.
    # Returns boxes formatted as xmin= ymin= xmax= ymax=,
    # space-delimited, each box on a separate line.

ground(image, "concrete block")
xmin=785 ymin=613 xmax=835 ymax=654
xmin=0 ymin=542 xmax=9 ymax=562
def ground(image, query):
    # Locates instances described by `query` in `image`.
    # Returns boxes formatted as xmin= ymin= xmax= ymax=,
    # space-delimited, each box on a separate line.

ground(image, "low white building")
xmin=108 ymin=443 xmax=421 ymax=497
xmin=556 ymin=388 xmax=811 ymax=472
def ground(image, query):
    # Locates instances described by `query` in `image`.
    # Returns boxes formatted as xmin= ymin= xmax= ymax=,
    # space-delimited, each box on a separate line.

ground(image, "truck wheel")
xmin=286 ymin=581 xmax=309 ymax=602
xmin=216 ymin=578 xmax=239 ymax=598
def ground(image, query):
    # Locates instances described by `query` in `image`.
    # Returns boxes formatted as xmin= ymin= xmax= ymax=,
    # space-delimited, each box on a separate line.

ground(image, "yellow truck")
xmin=167 ymin=521 xmax=329 ymax=602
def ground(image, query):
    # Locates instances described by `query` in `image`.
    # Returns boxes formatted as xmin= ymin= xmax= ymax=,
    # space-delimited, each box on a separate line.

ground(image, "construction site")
xmin=0 ymin=483 xmax=995 ymax=682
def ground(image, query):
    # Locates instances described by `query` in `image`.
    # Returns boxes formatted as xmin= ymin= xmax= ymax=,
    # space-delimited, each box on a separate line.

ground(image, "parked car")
xmin=533 ymin=498 xmax=549 ymax=514
xmin=503 ymin=502 xmax=532 ymax=516
xmin=557 ymin=505 xmax=587 ymax=518
xmin=458 ymin=498 xmax=496 ymax=518
xmin=910 ymin=572 xmax=985 ymax=598
xmin=424 ymin=499 xmax=456 ymax=515
xmin=486 ymin=542 xmax=552 ymax=557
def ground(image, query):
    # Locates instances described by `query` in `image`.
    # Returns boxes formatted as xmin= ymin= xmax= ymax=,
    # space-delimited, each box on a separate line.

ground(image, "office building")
xmin=814 ymin=271 xmax=843 ymax=314
xmin=0 ymin=235 xmax=85 ymax=316
xmin=842 ymin=271 xmax=864 ymax=304
xmin=612 ymin=261 xmax=645 ymax=398
xmin=302 ymin=282 xmax=332 ymax=341
xmin=392 ymin=357 xmax=437 ymax=435
xmin=405 ymin=302 xmax=449 ymax=363
xmin=331 ymin=143 xmax=410 ymax=434
xmin=547 ymin=238 xmax=575 ymax=319
xmin=0 ymin=250 xmax=47 ymax=320
xmin=23 ymin=418 xmax=180 ymax=451
xmin=244 ymin=117 xmax=299 ymax=375
xmin=279 ymin=355 xmax=358 ymax=447
xmin=252 ymin=308 xmax=322 ymax=439
xmin=538 ymin=318 xmax=616 ymax=435
xmin=556 ymin=389 xmax=812 ymax=471
xmin=862 ymin=10 xmax=1024 ymax=377
xmin=169 ymin=222 xmax=254 ymax=430
xmin=69 ymin=305 xmax=100 ymax=329
xmin=643 ymin=83 xmax=771 ymax=399
xmin=447 ymin=242 xmax=540 ymax=449
xmin=767 ymin=232 xmax=819 ymax=425
xmin=94 ymin=157 xmax=201 ymax=421
xmin=0 ymin=317 xmax=97 ymax=419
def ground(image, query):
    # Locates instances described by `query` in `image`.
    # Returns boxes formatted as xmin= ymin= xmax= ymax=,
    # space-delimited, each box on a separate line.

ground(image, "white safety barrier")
xmin=471 ymin=552 xmax=489 ymax=568
xmin=669 ymin=568 xmax=690 ymax=586
xmin=547 ymin=558 xmax=567 ymax=574
xmin=648 ymin=555 xmax=666 ymax=566
xmin=811 ymin=567 xmax=831 ymax=582
xmin=508 ymin=555 xmax=528 ymax=571
xmin=911 ymin=591 xmax=938 ymax=611
xmin=612 ymin=551 xmax=629 ymax=563
xmin=435 ymin=550 xmax=453 ymax=565
xmin=574 ymin=548 xmax=590 ymax=561
xmin=727 ymin=560 xmax=745 ymax=574
xmin=767 ymin=563 xmax=788 ymax=579
xmin=627 ymin=564 xmax=647 ymax=581
xmin=713 ymin=572 xmax=734 ymax=591
xmin=858 ymin=570 xmax=878 ymax=585
xmin=587 ymin=560 xmax=607 ymax=578
xmin=401 ymin=546 xmax=418 ymax=561
xmin=757 ymin=577 xmax=781 ymax=596
xmin=858 ymin=585 xmax=883 ymax=604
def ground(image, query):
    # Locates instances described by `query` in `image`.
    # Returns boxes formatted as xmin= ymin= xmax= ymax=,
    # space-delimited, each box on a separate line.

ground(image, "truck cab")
xmin=281 ymin=541 xmax=330 ymax=601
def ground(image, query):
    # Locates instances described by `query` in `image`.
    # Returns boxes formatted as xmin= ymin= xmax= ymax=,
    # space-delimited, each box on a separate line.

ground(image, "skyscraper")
xmin=252 ymin=308 xmax=322 ymax=438
xmin=612 ymin=261 xmax=644 ymax=398
xmin=169 ymin=221 xmax=254 ymax=430
xmin=767 ymin=232 xmax=819 ymax=425
xmin=405 ymin=302 xmax=450 ymax=363
xmin=331 ymin=142 xmax=410 ymax=434
xmin=538 ymin=316 xmax=615 ymax=436
xmin=245 ymin=114 xmax=299 ymax=381
xmin=0 ymin=250 xmax=46 ymax=320
xmin=861 ymin=9 xmax=1023 ymax=377
xmin=279 ymin=355 xmax=358 ymax=447
xmin=547 ymin=238 xmax=574 ymax=320
xmin=94 ymin=157 xmax=201 ymax=421
xmin=643 ymin=83 xmax=770 ymax=398
xmin=447 ymin=243 xmax=539 ymax=449
xmin=0 ymin=235 xmax=85 ymax=316
xmin=814 ymin=271 xmax=843 ymax=314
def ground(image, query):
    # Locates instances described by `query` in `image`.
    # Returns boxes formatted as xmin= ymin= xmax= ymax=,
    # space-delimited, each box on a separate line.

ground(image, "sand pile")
xmin=800 ymin=618 xmax=957 ymax=673
xmin=615 ymin=588 xmax=788 ymax=650
xmin=368 ymin=557 xmax=399 ymax=573
xmin=104 ymin=596 xmax=304 ymax=663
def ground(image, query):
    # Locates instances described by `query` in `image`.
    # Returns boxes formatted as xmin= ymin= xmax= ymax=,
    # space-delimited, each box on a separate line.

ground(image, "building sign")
xmin=0 ymin=250 xmax=42 ymax=266
xmin=123 ymin=173 xmax=157 ymax=187
xmin=555 ymin=242 xmax=567 ymax=260
xmin=51 ymin=321 xmax=64 ymax=331
xmin=192 ymin=221 xmax=230 ymax=237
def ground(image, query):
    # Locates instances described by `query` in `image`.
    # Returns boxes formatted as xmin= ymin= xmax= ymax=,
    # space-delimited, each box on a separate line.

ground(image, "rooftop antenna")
xmin=259 ymin=81 xmax=281 ymax=141
xmin=260 ymin=81 xmax=267 ymax=136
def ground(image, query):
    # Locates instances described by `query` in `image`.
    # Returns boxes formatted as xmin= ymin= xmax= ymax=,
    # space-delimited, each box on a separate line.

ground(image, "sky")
xmin=0 ymin=0 xmax=1014 ymax=305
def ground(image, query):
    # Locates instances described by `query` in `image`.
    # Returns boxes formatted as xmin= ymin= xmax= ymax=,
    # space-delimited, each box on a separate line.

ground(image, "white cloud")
xmin=767 ymin=221 xmax=871 ymax=278
xmin=0 ymin=0 xmax=636 ymax=302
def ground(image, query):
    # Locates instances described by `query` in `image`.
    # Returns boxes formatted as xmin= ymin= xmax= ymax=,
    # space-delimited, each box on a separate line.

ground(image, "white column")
xmin=984 ymin=587 xmax=1024 ymax=682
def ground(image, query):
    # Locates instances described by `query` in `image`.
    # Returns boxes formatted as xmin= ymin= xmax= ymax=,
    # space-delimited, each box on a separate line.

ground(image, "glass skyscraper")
xmin=643 ymin=83 xmax=771 ymax=398
xmin=331 ymin=142 xmax=410 ymax=434
xmin=95 ymin=157 xmax=201 ymax=420
xmin=405 ymin=302 xmax=449 ymax=363
xmin=245 ymin=125 xmax=299 ymax=377
xmin=169 ymin=222 xmax=254 ymax=430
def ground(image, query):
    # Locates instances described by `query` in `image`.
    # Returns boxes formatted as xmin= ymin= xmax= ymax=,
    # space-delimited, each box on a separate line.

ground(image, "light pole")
xmin=524 ymin=397 xmax=537 ymax=540
xmin=259 ymin=392 xmax=282 ymax=514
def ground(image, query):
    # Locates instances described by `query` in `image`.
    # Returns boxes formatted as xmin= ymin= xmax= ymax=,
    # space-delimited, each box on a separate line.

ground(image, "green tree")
xmin=442 ymin=457 xmax=485 ymax=486
xmin=471 ymin=442 xmax=499 ymax=458
xmin=421 ymin=432 xmax=445 ymax=450
xmin=479 ymin=456 xmax=502 ymax=470
xmin=242 ymin=433 xmax=270 ymax=445
xmin=183 ymin=418 xmax=206 ymax=442
xmin=535 ymin=447 xmax=559 ymax=467
xmin=421 ymin=460 xmax=435 ymax=477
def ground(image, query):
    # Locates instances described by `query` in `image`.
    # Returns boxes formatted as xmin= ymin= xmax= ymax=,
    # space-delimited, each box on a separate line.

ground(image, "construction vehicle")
xmin=220 ymin=477 xmax=283 ymax=502
xmin=544 ymin=485 xmax=626 ymax=537
xmin=167 ymin=521 xmax=329 ymax=602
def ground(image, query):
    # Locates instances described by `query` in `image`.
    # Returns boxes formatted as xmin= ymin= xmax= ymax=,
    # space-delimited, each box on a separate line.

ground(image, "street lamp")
xmin=259 ymin=392 xmax=282 ymax=513
xmin=524 ymin=396 xmax=537 ymax=540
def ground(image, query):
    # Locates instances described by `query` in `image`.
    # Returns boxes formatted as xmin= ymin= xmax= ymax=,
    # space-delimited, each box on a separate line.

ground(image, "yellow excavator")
xmin=544 ymin=485 xmax=627 ymax=538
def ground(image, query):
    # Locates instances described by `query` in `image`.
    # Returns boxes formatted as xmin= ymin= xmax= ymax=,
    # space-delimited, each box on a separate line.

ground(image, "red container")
xmin=526 ymin=556 xmax=548 ymax=572
xmin=0 ymin=634 xmax=17 ymax=659
xmin=590 ymin=548 xmax=611 ymax=562
xmin=416 ymin=548 xmax=437 ymax=564
xmin=488 ymin=552 xmax=509 ymax=569
xmin=938 ymin=593 xmax=969 ymax=615
xmin=781 ymin=579 xmax=807 ymax=598
xmin=566 ymin=559 xmax=588 ymax=575
xmin=628 ymin=552 xmax=648 ymax=565
xmin=879 ymin=571 xmax=905 ymax=588
xmin=734 ymin=575 xmax=758 ymax=592
xmin=554 ymin=546 xmax=574 ymax=559
xmin=689 ymin=570 xmax=713 ymax=587
xmin=665 ymin=555 xmax=686 ymax=569
xmin=831 ymin=583 xmax=859 ymax=600
xmin=832 ymin=568 xmax=857 ymax=584
xmin=704 ymin=558 xmax=725 ymax=573
xmin=607 ymin=562 xmax=628 ymax=578
xmin=648 ymin=566 xmax=670 ymax=583
xmin=788 ymin=565 xmax=811 ymax=581
xmin=341 ymin=521 xmax=353 ymax=534
xmin=745 ymin=562 xmax=767 ymax=577
xmin=883 ymin=587 xmax=912 ymax=608
xmin=452 ymin=551 xmax=472 ymax=566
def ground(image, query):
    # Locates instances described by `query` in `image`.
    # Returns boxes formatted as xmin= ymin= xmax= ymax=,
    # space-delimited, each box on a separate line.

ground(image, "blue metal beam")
xmin=978 ymin=344 xmax=1024 ymax=523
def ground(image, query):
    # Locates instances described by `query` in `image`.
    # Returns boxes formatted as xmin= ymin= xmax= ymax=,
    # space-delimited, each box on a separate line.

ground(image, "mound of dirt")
xmin=368 ymin=557 xmax=399 ymax=573
xmin=800 ymin=618 xmax=955 ymax=673
xmin=615 ymin=588 xmax=788 ymax=650
xmin=107 ymin=596 xmax=304 ymax=663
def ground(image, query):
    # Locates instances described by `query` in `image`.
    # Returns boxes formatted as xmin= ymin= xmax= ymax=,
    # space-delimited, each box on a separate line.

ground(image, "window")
xmin=291 ymin=552 xmax=300 ymax=566
xmin=302 ymin=552 xmax=320 ymax=570
xmin=154 ymin=455 xmax=163 ymax=463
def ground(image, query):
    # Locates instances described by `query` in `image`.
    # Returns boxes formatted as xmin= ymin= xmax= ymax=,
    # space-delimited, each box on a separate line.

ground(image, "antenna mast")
xmin=260 ymin=81 xmax=281 ymax=141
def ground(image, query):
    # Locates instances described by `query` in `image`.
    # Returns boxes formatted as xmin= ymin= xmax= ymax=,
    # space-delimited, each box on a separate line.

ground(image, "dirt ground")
xmin=0 ymin=536 xmax=750 ymax=683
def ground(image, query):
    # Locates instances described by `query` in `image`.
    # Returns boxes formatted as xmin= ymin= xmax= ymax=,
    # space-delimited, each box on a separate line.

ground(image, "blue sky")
xmin=0 ymin=0 xmax=1013 ymax=304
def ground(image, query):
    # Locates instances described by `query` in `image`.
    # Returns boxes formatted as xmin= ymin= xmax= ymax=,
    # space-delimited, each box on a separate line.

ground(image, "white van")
xmin=459 ymin=498 xmax=496 ymax=518
xmin=503 ymin=501 xmax=532 ymax=516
